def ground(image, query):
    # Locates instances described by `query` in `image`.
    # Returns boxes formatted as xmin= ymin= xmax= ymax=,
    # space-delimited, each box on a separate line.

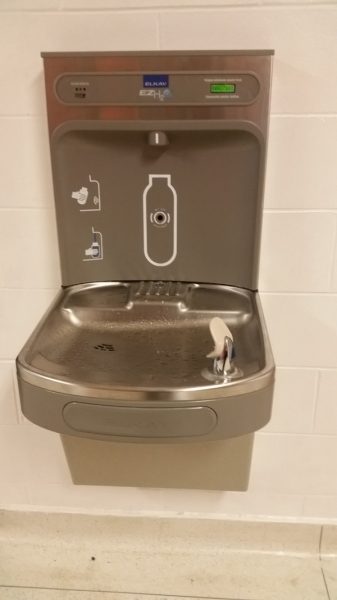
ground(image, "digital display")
xmin=143 ymin=75 xmax=169 ymax=88
xmin=210 ymin=83 xmax=236 ymax=94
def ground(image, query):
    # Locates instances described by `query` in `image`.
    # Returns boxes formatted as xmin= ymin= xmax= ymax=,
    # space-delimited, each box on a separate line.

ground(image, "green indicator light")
xmin=210 ymin=83 xmax=236 ymax=94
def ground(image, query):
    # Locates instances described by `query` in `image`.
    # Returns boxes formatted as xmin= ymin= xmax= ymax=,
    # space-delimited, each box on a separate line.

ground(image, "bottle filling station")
xmin=17 ymin=51 xmax=275 ymax=490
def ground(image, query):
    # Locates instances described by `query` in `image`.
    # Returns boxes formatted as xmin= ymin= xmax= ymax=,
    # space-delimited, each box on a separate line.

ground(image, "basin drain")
xmin=93 ymin=343 xmax=115 ymax=352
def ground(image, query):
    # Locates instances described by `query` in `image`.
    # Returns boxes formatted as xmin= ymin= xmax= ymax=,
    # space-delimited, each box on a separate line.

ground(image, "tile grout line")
xmin=310 ymin=370 xmax=321 ymax=434
xmin=10 ymin=361 xmax=22 ymax=425
xmin=2 ymin=208 xmax=337 ymax=214
xmin=275 ymin=366 xmax=337 ymax=371
xmin=321 ymin=571 xmax=332 ymax=600
xmin=149 ymin=3 xmax=337 ymax=10
xmin=0 ymin=287 xmax=58 ymax=291
xmin=328 ymin=214 xmax=337 ymax=291
xmin=0 ymin=113 xmax=336 ymax=119
xmin=264 ymin=209 xmax=337 ymax=214
xmin=0 ymin=207 xmax=53 ymax=211
xmin=319 ymin=525 xmax=324 ymax=557
xmin=155 ymin=12 xmax=162 ymax=50
xmin=271 ymin=113 xmax=337 ymax=118
xmin=0 ymin=2 xmax=334 ymax=12
xmin=319 ymin=525 xmax=332 ymax=600
xmin=2 ymin=289 xmax=337 ymax=295
xmin=0 ymin=585 xmax=252 ymax=600
xmin=0 ymin=115 xmax=44 ymax=119
xmin=258 ymin=431 xmax=337 ymax=438
xmin=260 ymin=291 xmax=337 ymax=295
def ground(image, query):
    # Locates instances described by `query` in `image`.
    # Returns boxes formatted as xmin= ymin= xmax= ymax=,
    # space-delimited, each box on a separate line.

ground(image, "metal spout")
xmin=213 ymin=336 xmax=235 ymax=378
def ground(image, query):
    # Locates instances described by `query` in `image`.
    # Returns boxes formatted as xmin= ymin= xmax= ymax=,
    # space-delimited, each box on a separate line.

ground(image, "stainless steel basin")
xmin=17 ymin=281 xmax=274 ymax=442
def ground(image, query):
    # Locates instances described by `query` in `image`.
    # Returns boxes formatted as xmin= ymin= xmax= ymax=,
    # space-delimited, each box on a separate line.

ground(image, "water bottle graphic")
xmin=143 ymin=174 xmax=177 ymax=267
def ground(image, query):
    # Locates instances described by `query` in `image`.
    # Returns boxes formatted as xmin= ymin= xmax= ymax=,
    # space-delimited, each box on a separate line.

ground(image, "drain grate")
xmin=93 ymin=343 xmax=115 ymax=352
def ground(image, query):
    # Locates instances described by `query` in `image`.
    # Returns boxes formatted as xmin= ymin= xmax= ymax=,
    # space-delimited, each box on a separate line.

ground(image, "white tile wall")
xmin=0 ymin=363 xmax=19 ymax=425
xmin=26 ymin=484 xmax=305 ymax=519
xmin=262 ymin=368 xmax=317 ymax=434
xmin=314 ymin=371 xmax=337 ymax=435
xmin=265 ymin=117 xmax=337 ymax=210
xmin=0 ymin=0 xmax=336 ymax=521
xmin=303 ymin=496 xmax=337 ymax=520
xmin=0 ymin=11 xmax=159 ymax=115
xmin=0 ymin=484 xmax=30 ymax=505
xmin=0 ymin=289 xmax=57 ymax=359
xmin=159 ymin=7 xmax=337 ymax=114
xmin=0 ymin=426 xmax=33 ymax=484
xmin=259 ymin=212 xmax=336 ymax=292
xmin=0 ymin=209 xmax=60 ymax=288
xmin=22 ymin=424 xmax=72 ymax=485
xmin=0 ymin=118 xmax=53 ymax=208
xmin=261 ymin=294 xmax=337 ymax=368
xmin=250 ymin=433 xmax=337 ymax=495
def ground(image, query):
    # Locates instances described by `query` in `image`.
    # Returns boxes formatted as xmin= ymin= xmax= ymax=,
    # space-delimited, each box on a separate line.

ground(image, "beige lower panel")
xmin=61 ymin=433 xmax=254 ymax=490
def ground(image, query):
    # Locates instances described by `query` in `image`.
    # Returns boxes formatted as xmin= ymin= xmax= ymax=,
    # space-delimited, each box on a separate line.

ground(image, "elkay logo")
xmin=139 ymin=88 xmax=172 ymax=101
xmin=143 ymin=74 xmax=169 ymax=88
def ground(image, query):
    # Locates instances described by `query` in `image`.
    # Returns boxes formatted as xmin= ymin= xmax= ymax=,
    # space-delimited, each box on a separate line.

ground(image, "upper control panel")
xmin=42 ymin=51 xmax=274 ymax=290
xmin=55 ymin=72 xmax=260 ymax=106
xmin=42 ymin=51 xmax=274 ymax=135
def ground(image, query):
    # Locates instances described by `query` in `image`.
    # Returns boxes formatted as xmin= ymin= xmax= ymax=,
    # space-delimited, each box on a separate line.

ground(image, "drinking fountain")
xmin=16 ymin=51 xmax=275 ymax=490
